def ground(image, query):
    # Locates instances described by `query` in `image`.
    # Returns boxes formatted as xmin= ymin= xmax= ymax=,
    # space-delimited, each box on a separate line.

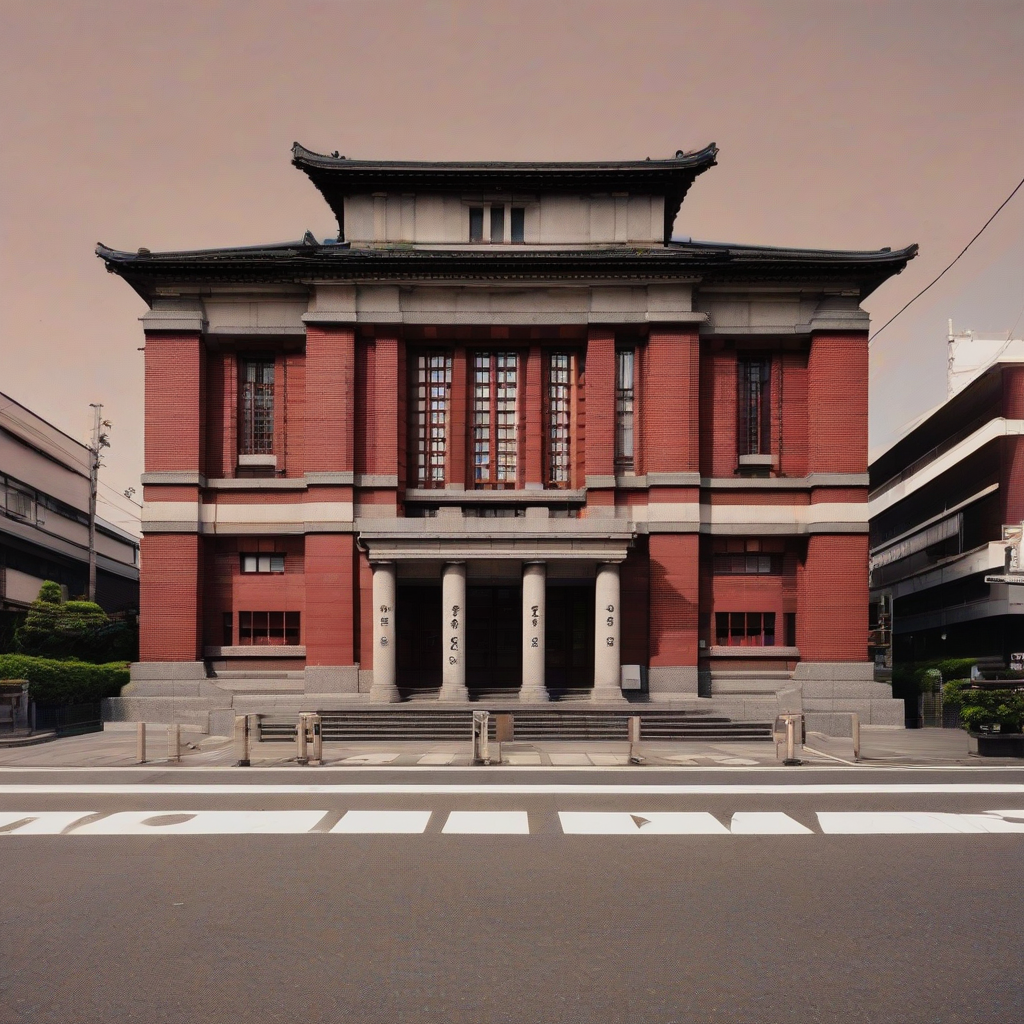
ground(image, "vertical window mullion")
xmin=547 ymin=352 xmax=572 ymax=487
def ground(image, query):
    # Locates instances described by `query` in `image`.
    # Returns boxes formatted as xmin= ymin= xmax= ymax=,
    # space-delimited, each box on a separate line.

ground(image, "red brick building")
xmin=99 ymin=144 xmax=915 ymax=732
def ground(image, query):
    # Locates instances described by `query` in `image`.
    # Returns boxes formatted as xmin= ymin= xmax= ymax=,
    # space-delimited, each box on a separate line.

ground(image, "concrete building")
xmin=870 ymin=327 xmax=1024 ymax=665
xmin=0 ymin=392 xmax=139 ymax=615
xmin=98 ymin=143 xmax=914 ymax=732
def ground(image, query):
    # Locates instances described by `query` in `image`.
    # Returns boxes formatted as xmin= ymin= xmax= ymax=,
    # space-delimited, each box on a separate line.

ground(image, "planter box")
xmin=968 ymin=732 xmax=1024 ymax=757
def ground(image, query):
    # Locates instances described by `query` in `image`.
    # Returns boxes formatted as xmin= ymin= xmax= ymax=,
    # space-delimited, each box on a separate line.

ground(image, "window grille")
xmin=241 ymin=554 xmax=285 ymax=574
xmin=473 ymin=352 xmax=518 ymax=488
xmin=238 ymin=611 xmax=300 ymax=646
xmin=547 ymin=352 xmax=573 ymax=486
xmin=615 ymin=349 xmax=635 ymax=468
xmin=714 ymin=611 xmax=776 ymax=647
xmin=241 ymin=360 xmax=275 ymax=455
xmin=414 ymin=351 xmax=452 ymax=488
xmin=737 ymin=358 xmax=771 ymax=456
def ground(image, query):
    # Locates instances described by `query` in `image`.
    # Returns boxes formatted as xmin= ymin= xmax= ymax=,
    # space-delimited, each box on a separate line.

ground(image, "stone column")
xmin=593 ymin=562 xmax=625 ymax=702
xmin=439 ymin=562 xmax=469 ymax=702
xmin=368 ymin=561 xmax=399 ymax=702
xmin=520 ymin=562 xmax=549 ymax=702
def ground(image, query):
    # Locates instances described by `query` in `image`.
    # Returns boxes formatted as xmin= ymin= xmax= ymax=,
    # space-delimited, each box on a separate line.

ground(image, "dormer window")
xmin=468 ymin=204 xmax=526 ymax=243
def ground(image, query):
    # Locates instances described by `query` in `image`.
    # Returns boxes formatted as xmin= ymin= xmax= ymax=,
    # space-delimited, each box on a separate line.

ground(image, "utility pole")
xmin=87 ymin=404 xmax=111 ymax=602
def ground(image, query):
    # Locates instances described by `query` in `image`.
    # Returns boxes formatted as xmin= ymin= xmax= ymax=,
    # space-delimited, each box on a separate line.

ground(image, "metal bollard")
xmin=234 ymin=715 xmax=250 ymax=767
xmin=296 ymin=713 xmax=309 ymax=765
xmin=136 ymin=722 xmax=147 ymax=764
xmin=852 ymin=713 xmax=861 ymax=762
xmin=472 ymin=710 xmax=491 ymax=765
xmin=628 ymin=716 xmax=644 ymax=765
xmin=309 ymin=713 xmax=323 ymax=765
xmin=782 ymin=714 xmax=802 ymax=766
xmin=167 ymin=723 xmax=181 ymax=764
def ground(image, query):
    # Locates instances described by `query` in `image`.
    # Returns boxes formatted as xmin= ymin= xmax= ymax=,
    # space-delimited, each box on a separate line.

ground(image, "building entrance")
xmin=396 ymin=583 xmax=441 ymax=691
xmin=546 ymin=584 xmax=595 ymax=690
xmin=466 ymin=585 xmax=522 ymax=691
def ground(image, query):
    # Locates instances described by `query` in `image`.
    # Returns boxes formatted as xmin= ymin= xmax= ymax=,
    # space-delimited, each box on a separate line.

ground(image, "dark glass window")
xmin=785 ymin=612 xmax=797 ymax=647
xmin=490 ymin=205 xmax=505 ymax=243
xmin=469 ymin=207 xmax=484 ymax=242
xmin=511 ymin=207 xmax=525 ymax=243
xmin=222 ymin=612 xmax=233 ymax=646
xmin=241 ymin=359 xmax=275 ymax=455
xmin=714 ymin=611 xmax=777 ymax=647
xmin=712 ymin=553 xmax=781 ymax=575
xmin=615 ymin=349 xmax=635 ymax=469
xmin=238 ymin=611 xmax=300 ymax=646
xmin=738 ymin=358 xmax=771 ymax=456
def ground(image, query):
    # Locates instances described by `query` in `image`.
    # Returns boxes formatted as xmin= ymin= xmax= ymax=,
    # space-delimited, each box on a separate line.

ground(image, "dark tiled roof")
xmin=96 ymin=237 xmax=918 ymax=303
xmin=291 ymin=143 xmax=720 ymax=243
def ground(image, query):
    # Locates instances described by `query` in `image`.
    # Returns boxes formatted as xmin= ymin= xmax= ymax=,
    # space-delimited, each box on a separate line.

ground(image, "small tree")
xmin=14 ymin=582 xmax=136 ymax=662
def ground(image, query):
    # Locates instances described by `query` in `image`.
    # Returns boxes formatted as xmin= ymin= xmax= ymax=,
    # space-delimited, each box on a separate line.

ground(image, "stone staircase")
xmin=257 ymin=707 xmax=773 ymax=742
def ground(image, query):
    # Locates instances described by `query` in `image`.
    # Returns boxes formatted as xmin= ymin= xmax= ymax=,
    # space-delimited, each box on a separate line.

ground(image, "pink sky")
xmin=2 ymin=0 xmax=1023 ymax=535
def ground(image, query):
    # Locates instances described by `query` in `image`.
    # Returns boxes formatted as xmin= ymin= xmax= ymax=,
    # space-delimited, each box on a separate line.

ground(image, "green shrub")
xmin=14 ymin=583 xmax=137 ymax=662
xmin=942 ymin=679 xmax=1024 ymax=733
xmin=0 ymin=654 xmax=129 ymax=706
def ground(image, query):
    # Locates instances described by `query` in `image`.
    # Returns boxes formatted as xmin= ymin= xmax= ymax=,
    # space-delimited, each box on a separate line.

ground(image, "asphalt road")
xmin=1 ymin=766 xmax=1022 ymax=1023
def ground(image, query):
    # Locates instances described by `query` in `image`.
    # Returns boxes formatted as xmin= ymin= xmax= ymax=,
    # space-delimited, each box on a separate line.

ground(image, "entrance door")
xmin=545 ymin=584 xmax=595 ymax=690
xmin=466 ymin=585 xmax=522 ymax=691
xmin=396 ymin=584 xmax=441 ymax=691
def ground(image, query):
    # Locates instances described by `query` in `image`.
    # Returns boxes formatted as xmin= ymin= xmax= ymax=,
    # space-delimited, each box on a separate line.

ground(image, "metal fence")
xmin=33 ymin=702 xmax=103 ymax=737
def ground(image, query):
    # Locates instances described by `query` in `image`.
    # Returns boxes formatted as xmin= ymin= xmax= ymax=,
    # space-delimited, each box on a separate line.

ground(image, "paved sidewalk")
xmin=0 ymin=721 xmax=1019 ymax=769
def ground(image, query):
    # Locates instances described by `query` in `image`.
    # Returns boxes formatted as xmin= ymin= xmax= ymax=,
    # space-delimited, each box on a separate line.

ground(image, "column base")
xmin=438 ymin=684 xmax=470 ymax=702
xmin=591 ymin=687 xmax=628 ymax=704
xmin=368 ymin=681 xmax=401 ymax=703
xmin=519 ymin=685 xmax=550 ymax=703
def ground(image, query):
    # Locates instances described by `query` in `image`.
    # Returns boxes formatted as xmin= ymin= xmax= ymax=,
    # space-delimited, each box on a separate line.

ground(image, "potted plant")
xmin=942 ymin=679 xmax=1024 ymax=757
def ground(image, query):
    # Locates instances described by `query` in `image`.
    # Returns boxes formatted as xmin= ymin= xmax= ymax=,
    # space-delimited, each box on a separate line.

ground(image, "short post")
xmin=296 ymin=713 xmax=309 ymax=766
xmin=30 ymin=701 xmax=36 ymax=735
xmin=136 ymin=721 xmax=147 ymax=764
xmin=851 ymin=712 xmax=861 ymax=762
xmin=234 ymin=715 xmax=250 ymax=767
xmin=628 ymin=716 xmax=644 ymax=765
xmin=782 ymin=714 xmax=802 ymax=766
xmin=472 ymin=710 xmax=490 ymax=765
xmin=310 ymin=714 xmax=323 ymax=765
xmin=167 ymin=722 xmax=181 ymax=764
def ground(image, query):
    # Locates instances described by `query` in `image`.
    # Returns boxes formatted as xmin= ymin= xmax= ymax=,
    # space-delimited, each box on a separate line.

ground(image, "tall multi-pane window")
xmin=737 ymin=358 xmax=771 ymax=456
xmin=473 ymin=352 xmax=518 ymax=488
xmin=615 ymin=349 xmax=635 ymax=469
xmin=547 ymin=352 xmax=573 ymax=487
xmin=241 ymin=359 xmax=275 ymax=455
xmin=414 ymin=352 xmax=453 ymax=488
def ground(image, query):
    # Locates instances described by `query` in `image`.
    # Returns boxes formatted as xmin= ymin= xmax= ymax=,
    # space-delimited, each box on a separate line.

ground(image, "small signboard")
xmin=1011 ymin=653 xmax=1024 ymax=669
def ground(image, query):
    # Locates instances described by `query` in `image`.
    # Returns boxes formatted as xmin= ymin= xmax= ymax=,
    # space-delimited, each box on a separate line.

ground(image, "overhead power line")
xmin=870 ymin=171 xmax=1024 ymax=345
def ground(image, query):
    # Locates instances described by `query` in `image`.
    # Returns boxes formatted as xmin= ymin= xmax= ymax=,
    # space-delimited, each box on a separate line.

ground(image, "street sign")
xmin=984 ymin=574 xmax=1024 ymax=584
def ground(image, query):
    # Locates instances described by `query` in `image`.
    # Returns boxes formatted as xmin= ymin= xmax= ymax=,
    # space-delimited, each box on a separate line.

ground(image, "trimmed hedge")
xmin=0 ymin=654 xmax=129 ymax=706
xmin=943 ymin=679 xmax=1024 ymax=733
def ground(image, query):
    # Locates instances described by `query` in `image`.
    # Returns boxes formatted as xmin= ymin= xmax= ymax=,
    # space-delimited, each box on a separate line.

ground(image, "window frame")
xmin=237 ymin=610 xmax=301 ymax=646
xmin=412 ymin=350 xmax=453 ymax=489
xmin=714 ymin=611 xmax=777 ymax=648
xmin=240 ymin=358 xmax=275 ymax=456
xmin=240 ymin=553 xmax=286 ymax=575
xmin=544 ymin=351 xmax=576 ymax=488
xmin=615 ymin=348 xmax=636 ymax=470
xmin=737 ymin=357 xmax=772 ymax=457
xmin=472 ymin=351 xmax=520 ymax=489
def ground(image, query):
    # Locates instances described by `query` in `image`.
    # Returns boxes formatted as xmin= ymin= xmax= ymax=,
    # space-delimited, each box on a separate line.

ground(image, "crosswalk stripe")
xmin=71 ymin=811 xmax=327 ymax=835
xmin=817 ymin=811 xmax=1024 ymax=834
xmin=559 ymin=812 xmax=730 ymax=834
xmin=0 ymin=811 xmax=95 ymax=834
xmin=730 ymin=812 xmax=814 ymax=834
xmin=331 ymin=810 xmax=432 ymax=833
xmin=442 ymin=811 xmax=530 ymax=834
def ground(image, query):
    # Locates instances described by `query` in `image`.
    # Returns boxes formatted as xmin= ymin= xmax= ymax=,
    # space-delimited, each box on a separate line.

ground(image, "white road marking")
xmin=331 ymin=810 xmax=432 ymax=833
xmin=442 ymin=811 xmax=530 ymax=834
xmin=817 ymin=811 xmax=1024 ymax=834
xmin=559 ymin=812 xmax=730 ymax=834
xmin=0 ymin=811 xmax=96 ymax=834
xmin=339 ymin=753 xmax=400 ymax=765
xmin=70 ymin=810 xmax=327 ymax=835
xmin=730 ymin=812 xmax=813 ymax=835
xmin=2 ymin=783 xmax=1024 ymax=796
xmin=417 ymin=754 xmax=455 ymax=765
